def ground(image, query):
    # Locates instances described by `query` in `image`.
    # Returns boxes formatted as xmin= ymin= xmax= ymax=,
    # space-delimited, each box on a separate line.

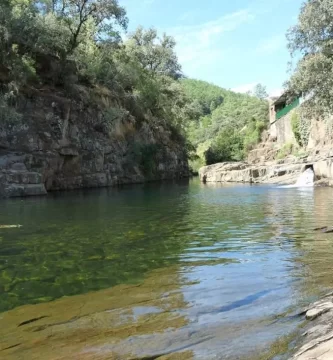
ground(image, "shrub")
xmin=140 ymin=144 xmax=161 ymax=177
xmin=291 ymin=111 xmax=302 ymax=146
xmin=0 ymin=93 xmax=22 ymax=125
xmin=276 ymin=142 xmax=294 ymax=160
xmin=189 ymin=156 xmax=205 ymax=174
xmin=243 ymin=120 xmax=266 ymax=151
xmin=128 ymin=142 xmax=164 ymax=177
xmin=204 ymin=127 xmax=244 ymax=165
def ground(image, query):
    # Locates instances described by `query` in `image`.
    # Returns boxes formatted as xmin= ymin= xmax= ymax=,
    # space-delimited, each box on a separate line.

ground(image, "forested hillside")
xmin=181 ymin=79 xmax=269 ymax=170
xmin=0 ymin=0 xmax=270 ymax=194
xmin=0 ymin=0 xmax=195 ymax=196
xmin=0 ymin=0 xmax=190 ymax=136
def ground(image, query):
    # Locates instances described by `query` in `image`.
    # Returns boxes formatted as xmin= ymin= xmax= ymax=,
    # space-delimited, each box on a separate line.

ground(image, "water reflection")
xmin=0 ymin=182 xmax=193 ymax=312
xmin=294 ymin=188 xmax=333 ymax=298
xmin=1 ymin=180 xmax=333 ymax=358
xmin=0 ymin=266 xmax=193 ymax=359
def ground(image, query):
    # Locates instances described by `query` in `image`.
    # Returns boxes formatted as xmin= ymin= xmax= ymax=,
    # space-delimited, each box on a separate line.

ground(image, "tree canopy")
xmin=287 ymin=0 xmax=333 ymax=115
xmin=125 ymin=27 xmax=182 ymax=79
xmin=251 ymin=83 xmax=268 ymax=100
xmin=0 ymin=0 xmax=270 ymax=172
xmin=181 ymin=79 xmax=269 ymax=169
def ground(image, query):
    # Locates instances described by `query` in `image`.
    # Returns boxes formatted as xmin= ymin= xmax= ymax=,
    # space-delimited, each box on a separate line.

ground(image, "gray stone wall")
xmin=0 ymin=91 xmax=189 ymax=198
xmin=271 ymin=110 xmax=297 ymax=145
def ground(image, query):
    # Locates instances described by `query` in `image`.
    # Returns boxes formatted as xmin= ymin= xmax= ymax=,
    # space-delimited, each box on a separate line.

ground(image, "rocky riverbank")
xmin=199 ymin=152 xmax=333 ymax=186
xmin=292 ymin=292 xmax=333 ymax=360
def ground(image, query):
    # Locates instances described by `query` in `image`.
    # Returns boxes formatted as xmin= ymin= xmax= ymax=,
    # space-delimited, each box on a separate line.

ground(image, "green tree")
xmin=204 ymin=127 xmax=244 ymax=165
xmin=291 ymin=111 xmax=302 ymax=146
xmin=181 ymin=78 xmax=269 ymax=168
xmin=125 ymin=27 xmax=182 ymax=79
xmin=287 ymin=0 xmax=333 ymax=115
xmin=181 ymin=78 xmax=224 ymax=116
xmin=48 ymin=0 xmax=128 ymax=54
xmin=0 ymin=0 xmax=270 ymax=171
xmin=0 ymin=1 xmax=12 ymax=64
xmin=252 ymin=83 xmax=268 ymax=99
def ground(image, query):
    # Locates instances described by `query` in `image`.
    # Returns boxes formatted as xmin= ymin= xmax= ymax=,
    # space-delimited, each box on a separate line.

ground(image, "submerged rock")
xmin=314 ymin=227 xmax=333 ymax=234
xmin=0 ymin=225 xmax=22 ymax=229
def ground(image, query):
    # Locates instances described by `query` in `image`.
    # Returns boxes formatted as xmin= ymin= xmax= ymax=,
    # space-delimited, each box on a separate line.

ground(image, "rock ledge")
xmin=199 ymin=155 xmax=333 ymax=186
xmin=292 ymin=294 xmax=333 ymax=360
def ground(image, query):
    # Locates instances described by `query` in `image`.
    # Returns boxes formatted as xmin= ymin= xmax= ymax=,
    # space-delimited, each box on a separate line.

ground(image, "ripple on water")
xmin=1 ymin=181 xmax=333 ymax=359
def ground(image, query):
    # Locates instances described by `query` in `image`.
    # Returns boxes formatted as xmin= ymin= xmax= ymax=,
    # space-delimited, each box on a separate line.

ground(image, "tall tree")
xmin=287 ymin=0 xmax=333 ymax=115
xmin=52 ymin=0 xmax=128 ymax=54
xmin=125 ymin=27 xmax=182 ymax=79
xmin=252 ymin=83 xmax=268 ymax=100
xmin=8 ymin=0 xmax=128 ymax=57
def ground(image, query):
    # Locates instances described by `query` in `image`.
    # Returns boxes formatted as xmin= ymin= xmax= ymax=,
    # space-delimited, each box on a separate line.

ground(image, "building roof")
xmin=272 ymin=90 xmax=296 ymax=106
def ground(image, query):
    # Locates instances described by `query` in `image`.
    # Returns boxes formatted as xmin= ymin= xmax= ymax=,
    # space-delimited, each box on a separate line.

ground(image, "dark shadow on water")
xmin=213 ymin=288 xmax=280 ymax=314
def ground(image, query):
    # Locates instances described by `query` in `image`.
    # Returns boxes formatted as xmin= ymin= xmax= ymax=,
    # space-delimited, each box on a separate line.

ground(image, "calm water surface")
xmin=1 ymin=178 xmax=333 ymax=359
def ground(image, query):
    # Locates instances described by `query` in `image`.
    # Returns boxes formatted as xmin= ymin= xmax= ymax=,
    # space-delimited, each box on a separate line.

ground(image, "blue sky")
xmin=121 ymin=0 xmax=304 ymax=96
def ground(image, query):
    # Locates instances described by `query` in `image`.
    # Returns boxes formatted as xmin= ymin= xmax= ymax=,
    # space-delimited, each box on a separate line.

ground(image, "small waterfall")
xmin=278 ymin=167 xmax=314 ymax=189
xmin=295 ymin=167 xmax=314 ymax=187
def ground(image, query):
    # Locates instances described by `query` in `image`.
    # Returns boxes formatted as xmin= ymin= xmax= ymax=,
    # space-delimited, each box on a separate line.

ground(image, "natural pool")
xmin=1 ymin=178 xmax=333 ymax=359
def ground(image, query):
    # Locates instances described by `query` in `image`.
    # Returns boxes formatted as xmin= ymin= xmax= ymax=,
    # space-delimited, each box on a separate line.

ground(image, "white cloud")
xmin=232 ymin=82 xmax=257 ymax=94
xmin=256 ymin=35 xmax=285 ymax=55
xmin=269 ymin=88 xmax=284 ymax=98
xmin=166 ymin=9 xmax=254 ymax=73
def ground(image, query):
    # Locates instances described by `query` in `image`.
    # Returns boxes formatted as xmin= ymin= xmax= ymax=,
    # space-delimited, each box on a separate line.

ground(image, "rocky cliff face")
xmin=0 ymin=89 xmax=189 ymax=198
xmin=230 ymin=108 xmax=333 ymax=186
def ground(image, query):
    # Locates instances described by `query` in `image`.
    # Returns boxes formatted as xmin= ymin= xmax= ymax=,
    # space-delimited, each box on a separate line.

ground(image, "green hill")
xmin=181 ymin=79 xmax=269 ymax=170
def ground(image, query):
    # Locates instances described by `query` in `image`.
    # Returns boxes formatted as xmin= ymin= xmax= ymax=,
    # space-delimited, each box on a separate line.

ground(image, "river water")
xmin=1 ymin=179 xmax=333 ymax=359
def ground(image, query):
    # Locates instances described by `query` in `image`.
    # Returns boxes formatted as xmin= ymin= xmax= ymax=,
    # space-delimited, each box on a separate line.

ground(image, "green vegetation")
xmin=243 ymin=332 xmax=298 ymax=360
xmin=249 ymin=83 xmax=268 ymax=100
xmin=0 ymin=93 xmax=22 ymax=124
xmin=276 ymin=142 xmax=294 ymax=160
xmin=282 ymin=0 xmax=333 ymax=147
xmin=129 ymin=142 xmax=165 ymax=178
xmin=0 ymin=0 xmax=192 ymax=152
xmin=291 ymin=111 xmax=302 ymax=146
xmin=181 ymin=79 xmax=269 ymax=170
xmin=287 ymin=0 xmax=333 ymax=117
xmin=0 ymin=1 xmax=270 ymax=172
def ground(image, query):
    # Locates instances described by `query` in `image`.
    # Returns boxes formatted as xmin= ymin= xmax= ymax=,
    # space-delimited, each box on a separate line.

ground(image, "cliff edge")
xmin=0 ymin=88 xmax=189 ymax=198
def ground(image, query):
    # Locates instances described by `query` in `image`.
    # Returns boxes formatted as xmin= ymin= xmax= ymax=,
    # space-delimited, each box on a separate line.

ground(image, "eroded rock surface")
xmin=0 ymin=91 xmax=189 ymax=198
xmin=199 ymin=160 xmax=305 ymax=186
xmin=293 ymin=294 xmax=333 ymax=360
xmin=199 ymin=154 xmax=333 ymax=186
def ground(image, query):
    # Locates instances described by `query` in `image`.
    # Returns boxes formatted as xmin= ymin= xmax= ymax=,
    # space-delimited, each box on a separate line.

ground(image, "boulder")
xmin=293 ymin=296 xmax=333 ymax=360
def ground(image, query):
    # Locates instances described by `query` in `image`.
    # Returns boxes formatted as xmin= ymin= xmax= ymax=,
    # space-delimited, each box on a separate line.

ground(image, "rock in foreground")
xmin=293 ymin=294 xmax=333 ymax=360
